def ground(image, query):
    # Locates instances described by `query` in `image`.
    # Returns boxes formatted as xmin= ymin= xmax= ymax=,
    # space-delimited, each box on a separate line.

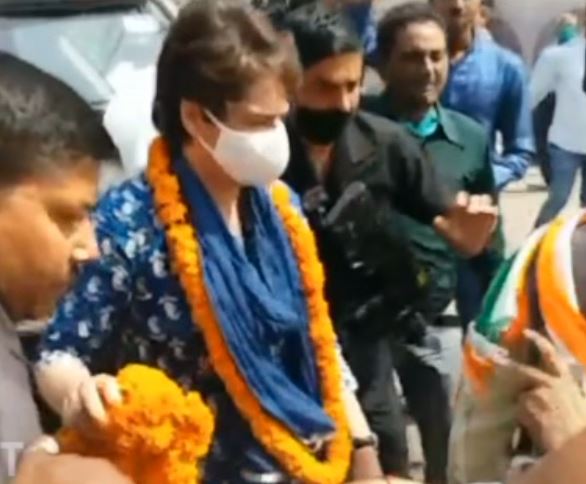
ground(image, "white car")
xmin=0 ymin=0 xmax=177 ymax=181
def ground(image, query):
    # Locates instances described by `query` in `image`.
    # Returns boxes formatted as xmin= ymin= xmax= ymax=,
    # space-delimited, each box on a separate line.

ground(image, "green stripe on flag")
xmin=475 ymin=254 xmax=517 ymax=343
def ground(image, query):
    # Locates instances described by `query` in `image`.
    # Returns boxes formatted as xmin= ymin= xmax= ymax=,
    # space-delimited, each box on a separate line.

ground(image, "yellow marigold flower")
xmin=59 ymin=365 xmax=215 ymax=484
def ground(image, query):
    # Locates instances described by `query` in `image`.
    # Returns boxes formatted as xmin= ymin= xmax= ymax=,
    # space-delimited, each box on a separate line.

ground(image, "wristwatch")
xmin=352 ymin=433 xmax=379 ymax=450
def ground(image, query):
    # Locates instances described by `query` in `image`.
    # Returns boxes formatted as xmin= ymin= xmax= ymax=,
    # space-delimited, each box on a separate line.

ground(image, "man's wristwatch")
xmin=352 ymin=433 xmax=379 ymax=450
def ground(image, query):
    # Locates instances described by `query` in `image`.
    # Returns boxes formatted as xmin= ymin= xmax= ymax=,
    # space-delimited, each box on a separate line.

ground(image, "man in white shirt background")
xmin=532 ymin=11 xmax=581 ymax=187
xmin=531 ymin=6 xmax=586 ymax=226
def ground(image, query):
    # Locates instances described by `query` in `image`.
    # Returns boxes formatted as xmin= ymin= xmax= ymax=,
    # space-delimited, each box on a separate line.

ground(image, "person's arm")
xmin=335 ymin=347 xmax=384 ymax=480
xmin=34 ymin=215 xmax=132 ymax=423
xmin=493 ymin=58 xmax=536 ymax=190
xmin=13 ymin=437 xmax=134 ymax=484
xmin=510 ymin=429 xmax=586 ymax=484
xmin=386 ymin=129 xmax=498 ymax=256
xmin=344 ymin=389 xmax=387 ymax=480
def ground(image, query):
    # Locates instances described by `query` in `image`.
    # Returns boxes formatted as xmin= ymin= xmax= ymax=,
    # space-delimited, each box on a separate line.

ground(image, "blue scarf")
xmin=174 ymin=159 xmax=335 ymax=440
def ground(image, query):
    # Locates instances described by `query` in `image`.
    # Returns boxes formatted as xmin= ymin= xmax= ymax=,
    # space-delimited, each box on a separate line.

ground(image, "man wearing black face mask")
xmin=278 ymin=2 xmax=498 ymax=478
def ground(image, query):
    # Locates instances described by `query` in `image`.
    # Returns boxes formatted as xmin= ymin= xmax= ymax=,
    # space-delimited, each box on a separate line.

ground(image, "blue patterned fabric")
xmin=441 ymin=30 xmax=535 ymax=190
xmin=37 ymin=173 xmax=355 ymax=482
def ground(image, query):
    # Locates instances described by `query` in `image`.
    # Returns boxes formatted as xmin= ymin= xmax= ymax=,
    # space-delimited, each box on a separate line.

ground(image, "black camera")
xmin=303 ymin=182 xmax=429 ymax=342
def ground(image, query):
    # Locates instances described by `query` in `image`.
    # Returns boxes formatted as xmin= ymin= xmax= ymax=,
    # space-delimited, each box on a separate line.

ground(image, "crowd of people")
xmin=2 ymin=0 xmax=586 ymax=483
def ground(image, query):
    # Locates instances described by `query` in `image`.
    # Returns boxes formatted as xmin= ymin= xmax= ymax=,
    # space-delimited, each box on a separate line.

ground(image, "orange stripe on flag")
xmin=538 ymin=215 xmax=586 ymax=368
xmin=463 ymin=341 xmax=496 ymax=394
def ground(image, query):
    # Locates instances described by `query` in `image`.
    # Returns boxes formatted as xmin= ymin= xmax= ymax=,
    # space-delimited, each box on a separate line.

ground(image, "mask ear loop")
xmin=196 ymin=110 xmax=225 ymax=155
xmin=202 ymin=109 xmax=220 ymax=126
xmin=204 ymin=109 xmax=235 ymax=133
xmin=195 ymin=130 xmax=216 ymax=158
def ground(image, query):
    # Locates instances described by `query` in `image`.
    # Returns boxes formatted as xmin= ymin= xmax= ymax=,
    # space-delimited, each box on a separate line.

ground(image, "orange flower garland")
xmin=59 ymin=364 xmax=215 ymax=484
xmin=147 ymin=137 xmax=352 ymax=484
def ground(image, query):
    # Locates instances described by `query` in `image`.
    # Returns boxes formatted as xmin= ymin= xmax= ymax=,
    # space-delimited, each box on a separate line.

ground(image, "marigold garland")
xmin=59 ymin=364 xmax=215 ymax=484
xmin=147 ymin=137 xmax=352 ymax=484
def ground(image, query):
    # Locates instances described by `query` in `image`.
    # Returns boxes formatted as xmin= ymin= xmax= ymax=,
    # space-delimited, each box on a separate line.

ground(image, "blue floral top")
xmin=38 ymin=174 xmax=355 ymax=483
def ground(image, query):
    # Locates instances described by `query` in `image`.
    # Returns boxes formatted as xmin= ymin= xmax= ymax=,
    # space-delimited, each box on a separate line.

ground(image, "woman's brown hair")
xmin=153 ymin=0 xmax=301 ymax=150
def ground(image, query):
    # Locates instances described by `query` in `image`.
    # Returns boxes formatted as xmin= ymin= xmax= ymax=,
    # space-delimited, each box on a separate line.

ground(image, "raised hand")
xmin=434 ymin=191 xmax=498 ymax=257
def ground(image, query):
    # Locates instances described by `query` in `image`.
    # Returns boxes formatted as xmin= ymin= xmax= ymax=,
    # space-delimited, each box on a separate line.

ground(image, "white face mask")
xmin=198 ymin=110 xmax=290 ymax=186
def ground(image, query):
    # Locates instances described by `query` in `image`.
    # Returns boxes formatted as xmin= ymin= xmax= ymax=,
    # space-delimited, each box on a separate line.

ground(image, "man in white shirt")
xmin=532 ymin=12 xmax=581 ymax=187
xmin=531 ymin=12 xmax=586 ymax=226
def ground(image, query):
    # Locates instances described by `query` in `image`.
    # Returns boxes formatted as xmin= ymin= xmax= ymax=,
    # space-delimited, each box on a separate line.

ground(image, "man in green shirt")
xmin=362 ymin=3 xmax=496 ymax=483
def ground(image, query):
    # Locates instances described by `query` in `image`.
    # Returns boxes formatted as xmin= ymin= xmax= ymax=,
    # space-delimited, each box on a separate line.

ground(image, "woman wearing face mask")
xmin=34 ymin=1 xmax=386 ymax=483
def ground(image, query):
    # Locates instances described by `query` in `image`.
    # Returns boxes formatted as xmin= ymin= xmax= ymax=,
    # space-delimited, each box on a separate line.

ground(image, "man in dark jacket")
xmin=279 ymin=2 xmax=498 ymax=477
xmin=363 ymin=4 xmax=496 ymax=482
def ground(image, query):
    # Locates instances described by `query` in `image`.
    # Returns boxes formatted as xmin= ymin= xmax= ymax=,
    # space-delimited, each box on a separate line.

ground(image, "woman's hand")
xmin=61 ymin=374 xmax=122 ymax=433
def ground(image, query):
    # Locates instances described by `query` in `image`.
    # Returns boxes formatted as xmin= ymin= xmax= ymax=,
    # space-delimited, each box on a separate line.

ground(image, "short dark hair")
xmin=251 ymin=0 xmax=309 ymax=29
xmin=282 ymin=2 xmax=363 ymax=69
xmin=378 ymin=2 xmax=446 ymax=62
xmin=0 ymin=53 xmax=116 ymax=186
xmin=153 ymin=0 xmax=300 ymax=151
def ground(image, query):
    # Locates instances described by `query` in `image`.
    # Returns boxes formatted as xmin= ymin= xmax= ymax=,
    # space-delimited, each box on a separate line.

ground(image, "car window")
xmin=0 ymin=11 xmax=166 ymax=106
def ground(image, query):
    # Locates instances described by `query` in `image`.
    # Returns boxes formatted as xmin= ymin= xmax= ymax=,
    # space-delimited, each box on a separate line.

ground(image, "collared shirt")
xmin=362 ymin=94 xmax=495 ymax=315
xmin=38 ymin=175 xmax=356 ymax=483
xmin=530 ymin=37 xmax=586 ymax=155
xmin=442 ymin=29 xmax=535 ymax=190
xmin=0 ymin=306 xmax=42 ymax=483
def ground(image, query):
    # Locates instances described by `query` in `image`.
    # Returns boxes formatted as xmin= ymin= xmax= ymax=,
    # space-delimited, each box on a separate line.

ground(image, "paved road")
xmin=502 ymin=168 xmax=579 ymax=251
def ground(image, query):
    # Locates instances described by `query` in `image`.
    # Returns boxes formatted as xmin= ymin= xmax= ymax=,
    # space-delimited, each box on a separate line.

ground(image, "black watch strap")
xmin=352 ymin=433 xmax=379 ymax=450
